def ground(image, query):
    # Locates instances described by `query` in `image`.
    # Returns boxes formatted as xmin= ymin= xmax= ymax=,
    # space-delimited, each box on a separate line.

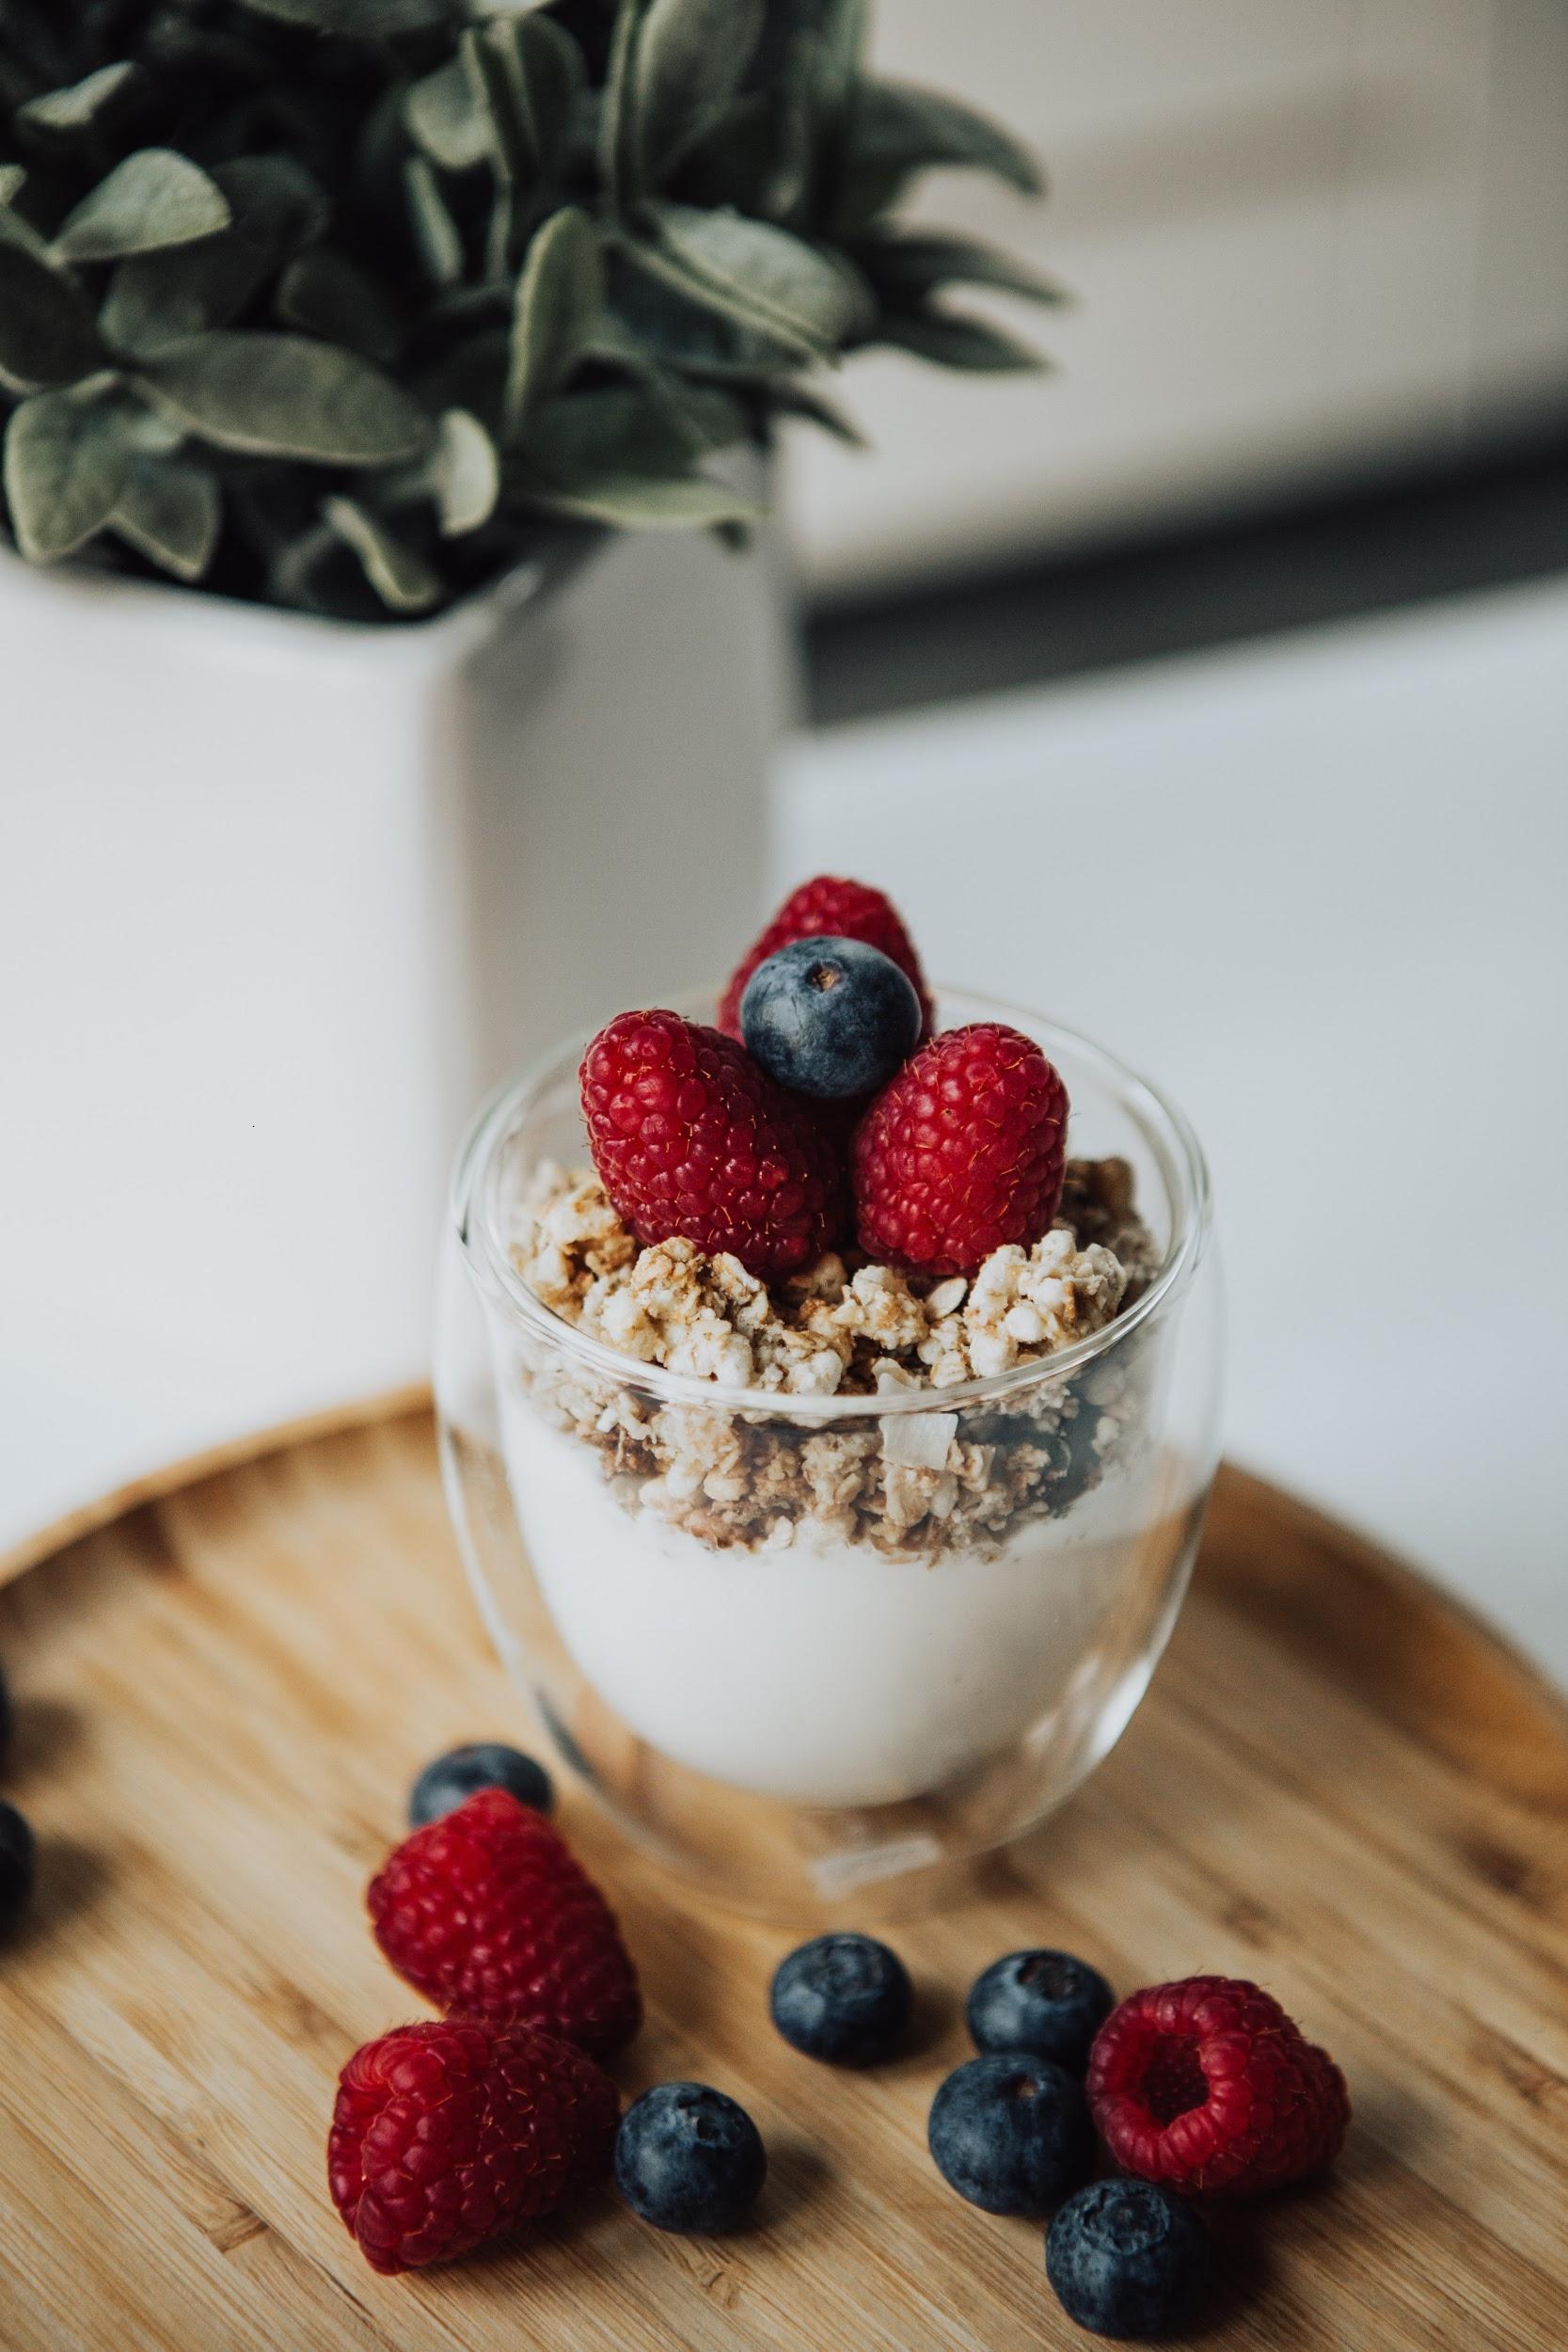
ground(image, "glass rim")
xmin=451 ymin=987 xmax=1212 ymax=1420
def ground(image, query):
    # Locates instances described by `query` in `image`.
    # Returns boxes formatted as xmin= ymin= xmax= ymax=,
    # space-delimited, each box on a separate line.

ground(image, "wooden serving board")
xmin=1 ymin=1411 xmax=1565 ymax=2352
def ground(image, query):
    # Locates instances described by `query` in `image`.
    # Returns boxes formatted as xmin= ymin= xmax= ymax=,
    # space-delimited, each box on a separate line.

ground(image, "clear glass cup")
xmin=436 ymin=990 xmax=1221 ymax=1916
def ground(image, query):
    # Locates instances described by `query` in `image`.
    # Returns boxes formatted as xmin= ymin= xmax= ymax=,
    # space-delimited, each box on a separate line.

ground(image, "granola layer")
xmin=501 ymin=1160 xmax=1161 ymax=1559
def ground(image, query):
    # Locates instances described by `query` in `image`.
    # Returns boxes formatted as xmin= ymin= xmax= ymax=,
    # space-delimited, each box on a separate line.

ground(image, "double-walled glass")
xmin=436 ymin=992 xmax=1222 ymax=1915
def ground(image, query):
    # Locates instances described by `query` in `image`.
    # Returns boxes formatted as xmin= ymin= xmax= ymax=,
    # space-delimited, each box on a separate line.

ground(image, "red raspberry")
xmin=580 ymin=1009 xmax=845 ymax=1279
xmin=1086 ymin=1976 xmax=1351 ymax=2198
xmin=852 ymin=1023 xmax=1069 ymax=1279
xmin=720 ymin=875 xmax=933 ymax=1040
xmin=327 ymin=2016 xmax=617 ymax=2273
xmin=368 ymin=1789 xmax=641 ymax=2058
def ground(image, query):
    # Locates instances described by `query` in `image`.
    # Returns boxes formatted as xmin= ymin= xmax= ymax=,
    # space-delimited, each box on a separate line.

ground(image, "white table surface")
xmin=778 ymin=573 xmax=1568 ymax=1682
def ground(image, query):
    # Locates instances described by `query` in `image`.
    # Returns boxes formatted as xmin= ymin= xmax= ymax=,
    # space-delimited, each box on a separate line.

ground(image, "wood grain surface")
xmin=1 ymin=1411 xmax=1564 ymax=2351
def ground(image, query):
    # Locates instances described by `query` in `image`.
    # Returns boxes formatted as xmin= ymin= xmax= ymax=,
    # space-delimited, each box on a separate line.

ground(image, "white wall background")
xmin=787 ymin=0 xmax=1568 ymax=594
xmin=779 ymin=574 xmax=1568 ymax=1680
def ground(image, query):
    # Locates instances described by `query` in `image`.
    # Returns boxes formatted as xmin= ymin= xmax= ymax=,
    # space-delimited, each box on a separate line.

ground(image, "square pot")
xmin=0 ymin=512 xmax=794 ymax=1552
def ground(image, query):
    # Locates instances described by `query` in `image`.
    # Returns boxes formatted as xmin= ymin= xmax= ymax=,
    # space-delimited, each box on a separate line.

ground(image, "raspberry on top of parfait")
xmin=719 ymin=873 xmax=934 ymax=1041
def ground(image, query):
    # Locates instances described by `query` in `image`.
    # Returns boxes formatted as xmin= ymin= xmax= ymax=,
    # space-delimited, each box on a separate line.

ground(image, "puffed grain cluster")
xmin=512 ymin=1161 xmax=1149 ymax=1396
xmin=500 ymin=1161 xmax=1160 ymax=1559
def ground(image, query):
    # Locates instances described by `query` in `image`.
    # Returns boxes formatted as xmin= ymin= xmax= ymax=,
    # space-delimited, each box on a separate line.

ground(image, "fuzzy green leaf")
xmin=599 ymin=260 xmax=802 ymax=376
xmin=505 ymin=206 xmax=602 ymax=435
xmin=846 ymin=81 xmax=1042 ymax=204
xmin=631 ymin=203 xmax=863 ymax=358
xmin=355 ymin=77 xmax=417 ymax=217
xmin=756 ymin=376 xmax=864 ymax=445
xmin=460 ymin=26 xmax=529 ymax=186
xmin=0 ymin=242 xmax=104 ymax=394
xmin=763 ymin=36 xmax=819 ymax=224
xmin=406 ymin=54 xmax=492 ymax=173
xmin=600 ymin=0 xmax=650 ymax=206
xmin=430 ymin=406 xmax=499 ymax=534
xmin=584 ymin=358 xmax=744 ymax=449
xmin=267 ymin=521 xmax=344 ymax=616
xmin=630 ymin=0 xmax=764 ymax=188
xmin=324 ymin=495 xmax=442 ymax=612
xmin=404 ymin=156 xmax=465 ymax=287
xmin=816 ymin=0 xmax=867 ymax=114
xmin=101 ymin=156 xmax=328 ymax=358
xmin=879 ymin=310 xmax=1044 ymax=372
xmin=118 ymin=404 xmax=186 ymax=458
xmin=54 ymin=149 xmax=231 ymax=264
xmin=522 ymin=384 xmax=697 ymax=480
xmin=235 ymin=0 xmax=451 ymax=33
xmin=856 ymin=232 xmax=1066 ymax=309
xmin=467 ymin=13 xmax=584 ymax=185
xmin=277 ymin=250 xmax=402 ymax=363
xmin=516 ymin=13 xmax=587 ymax=170
xmin=4 ymin=383 xmax=132 ymax=563
xmin=0 ymin=167 xmax=25 ymax=207
xmin=139 ymin=333 xmax=430 ymax=465
xmin=424 ymin=284 xmax=512 ymax=339
xmin=514 ymin=462 xmax=763 ymax=530
xmin=765 ymin=0 xmax=863 ymax=223
xmin=218 ymin=154 xmax=331 ymax=252
xmin=109 ymin=457 xmax=222 ymax=580
xmin=515 ymin=379 xmax=760 ymax=527
xmin=659 ymin=378 xmax=748 ymax=452
xmin=16 ymin=63 xmax=146 ymax=148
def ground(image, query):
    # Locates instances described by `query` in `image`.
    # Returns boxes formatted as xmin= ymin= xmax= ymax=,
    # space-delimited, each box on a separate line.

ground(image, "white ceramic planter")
xmin=0 ymin=513 xmax=793 ymax=1557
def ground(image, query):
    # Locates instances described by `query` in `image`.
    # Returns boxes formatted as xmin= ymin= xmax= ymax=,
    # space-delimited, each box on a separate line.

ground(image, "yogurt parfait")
xmin=436 ymin=881 xmax=1221 ymax=1910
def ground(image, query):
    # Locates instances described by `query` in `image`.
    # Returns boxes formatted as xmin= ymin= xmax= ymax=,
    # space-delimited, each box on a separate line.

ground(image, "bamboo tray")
xmin=1 ymin=1408 xmax=1565 ymax=2350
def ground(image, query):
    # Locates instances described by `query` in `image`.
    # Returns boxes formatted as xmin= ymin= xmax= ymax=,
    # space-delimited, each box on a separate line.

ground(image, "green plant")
xmin=0 ymin=0 xmax=1056 ymax=621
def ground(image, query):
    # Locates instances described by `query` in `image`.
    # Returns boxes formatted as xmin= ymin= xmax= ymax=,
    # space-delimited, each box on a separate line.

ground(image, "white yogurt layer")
xmin=499 ymin=1391 xmax=1168 ymax=1807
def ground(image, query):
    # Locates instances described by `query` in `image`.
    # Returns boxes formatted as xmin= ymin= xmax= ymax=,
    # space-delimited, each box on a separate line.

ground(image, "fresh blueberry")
xmin=0 ymin=1801 xmax=36 ymax=1937
xmin=1047 ymin=2178 xmax=1209 ymax=2339
xmin=927 ymin=2054 xmax=1094 ymax=2217
xmin=614 ymin=2082 xmax=767 ymax=2233
xmin=769 ymin=1931 xmax=911 ymax=2066
xmin=740 ymin=936 xmax=921 ymax=1101
xmin=966 ymin=1948 xmax=1115 ymax=2073
xmin=407 ymin=1742 xmax=554 ymax=1827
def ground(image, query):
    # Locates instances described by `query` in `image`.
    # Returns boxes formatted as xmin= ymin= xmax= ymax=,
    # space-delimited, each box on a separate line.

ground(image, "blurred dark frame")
xmin=802 ymin=414 xmax=1568 ymax=727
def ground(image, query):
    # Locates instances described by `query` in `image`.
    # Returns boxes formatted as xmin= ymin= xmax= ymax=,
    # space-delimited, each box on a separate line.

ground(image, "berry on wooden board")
xmin=1087 ymin=1975 xmax=1351 ymax=2196
xmin=408 ymin=1741 xmax=554 ymax=1827
xmin=768 ymin=1932 xmax=911 ymax=2066
xmin=1047 ymin=2178 xmax=1210 ymax=2339
xmin=927 ymin=2053 xmax=1094 ymax=2217
xmin=327 ymin=2017 xmax=617 ymax=2274
xmin=966 ymin=1949 xmax=1115 ymax=2073
xmin=368 ymin=1788 xmax=641 ymax=2058
xmin=614 ymin=2083 xmax=768 ymax=2234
